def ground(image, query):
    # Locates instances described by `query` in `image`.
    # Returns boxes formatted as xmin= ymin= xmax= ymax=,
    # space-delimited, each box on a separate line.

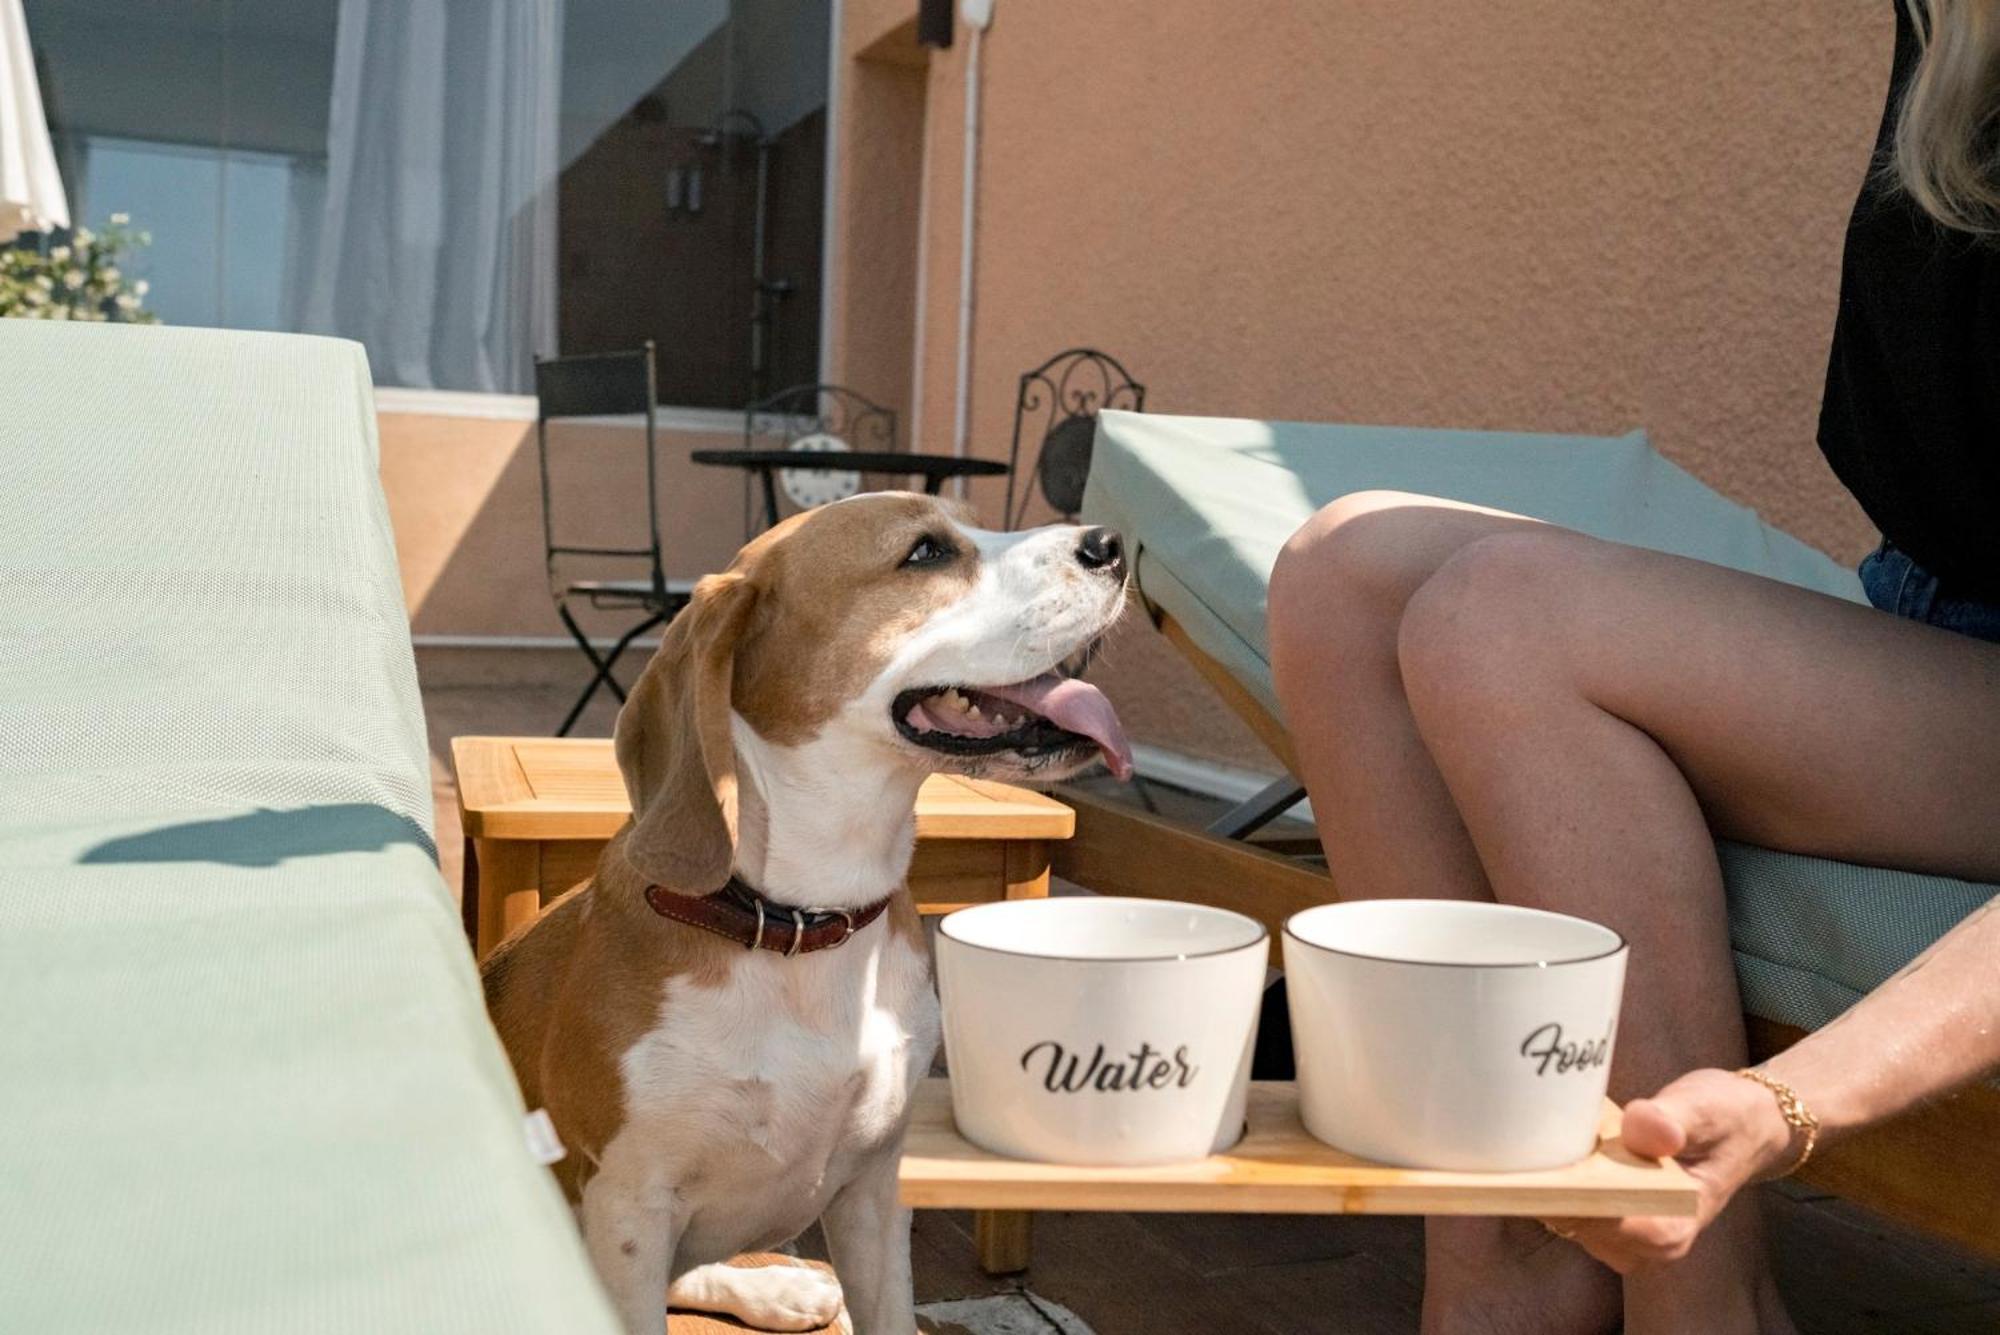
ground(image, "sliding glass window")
xmin=22 ymin=0 xmax=828 ymax=404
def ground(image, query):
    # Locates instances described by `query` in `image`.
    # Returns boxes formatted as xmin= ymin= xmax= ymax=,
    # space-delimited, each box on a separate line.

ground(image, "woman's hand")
xmin=1546 ymin=1068 xmax=1799 ymax=1273
xmin=1545 ymin=894 xmax=2000 ymax=1272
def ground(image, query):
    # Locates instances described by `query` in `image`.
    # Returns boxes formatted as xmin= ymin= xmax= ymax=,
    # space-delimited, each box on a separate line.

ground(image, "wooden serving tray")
xmin=898 ymin=1078 xmax=1696 ymax=1218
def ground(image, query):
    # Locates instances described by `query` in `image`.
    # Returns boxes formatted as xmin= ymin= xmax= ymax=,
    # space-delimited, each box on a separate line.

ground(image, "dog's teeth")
xmin=966 ymin=703 xmax=982 ymax=719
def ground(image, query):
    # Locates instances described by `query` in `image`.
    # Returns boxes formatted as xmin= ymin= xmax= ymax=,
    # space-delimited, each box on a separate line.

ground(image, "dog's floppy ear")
xmin=614 ymin=571 xmax=759 ymax=895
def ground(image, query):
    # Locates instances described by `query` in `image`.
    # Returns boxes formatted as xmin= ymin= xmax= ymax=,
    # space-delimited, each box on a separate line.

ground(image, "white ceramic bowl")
xmin=1283 ymin=900 xmax=1628 ymax=1171
xmin=936 ymin=897 xmax=1267 ymax=1166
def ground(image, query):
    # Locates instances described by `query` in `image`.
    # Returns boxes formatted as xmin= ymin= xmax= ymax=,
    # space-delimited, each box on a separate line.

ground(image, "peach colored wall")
xmin=842 ymin=0 xmax=916 ymax=54
xmin=909 ymin=3 xmax=1892 ymax=554
xmin=828 ymin=23 xmax=928 ymax=431
xmin=378 ymin=413 xmax=751 ymax=641
xmin=854 ymin=2 xmax=1898 ymax=770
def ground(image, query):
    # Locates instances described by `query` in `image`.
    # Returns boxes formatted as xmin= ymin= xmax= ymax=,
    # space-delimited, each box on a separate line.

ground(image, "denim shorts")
xmin=1858 ymin=541 xmax=2000 ymax=645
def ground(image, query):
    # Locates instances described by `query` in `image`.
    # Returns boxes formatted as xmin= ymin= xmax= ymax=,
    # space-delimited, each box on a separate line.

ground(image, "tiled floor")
xmin=418 ymin=647 xmax=2000 ymax=1335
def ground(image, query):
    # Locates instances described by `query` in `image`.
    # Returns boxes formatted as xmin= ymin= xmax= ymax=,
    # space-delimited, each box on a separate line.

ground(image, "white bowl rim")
xmin=939 ymin=895 xmax=1269 ymax=964
xmin=1283 ymin=899 xmax=1627 ymax=970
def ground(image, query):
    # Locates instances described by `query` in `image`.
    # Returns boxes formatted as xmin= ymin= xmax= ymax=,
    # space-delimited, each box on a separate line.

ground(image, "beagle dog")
xmin=482 ymin=494 xmax=1132 ymax=1334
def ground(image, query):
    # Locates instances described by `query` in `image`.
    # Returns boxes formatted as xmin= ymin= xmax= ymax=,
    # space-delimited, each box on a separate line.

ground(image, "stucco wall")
xmin=379 ymin=413 xmax=752 ymax=642
xmin=828 ymin=22 xmax=928 ymax=431
xmin=879 ymin=2 xmax=1897 ymax=770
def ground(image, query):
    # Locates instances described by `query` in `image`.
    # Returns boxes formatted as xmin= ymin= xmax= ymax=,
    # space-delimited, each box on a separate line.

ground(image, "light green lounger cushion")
xmin=1084 ymin=409 xmax=1997 ymax=1034
xmin=0 ymin=323 xmax=616 ymax=1333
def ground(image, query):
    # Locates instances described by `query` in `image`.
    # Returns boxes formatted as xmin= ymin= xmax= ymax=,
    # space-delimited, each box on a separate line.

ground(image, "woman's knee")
xmin=1270 ymin=491 xmax=1453 ymax=657
xmin=1395 ymin=529 xmax=1599 ymax=714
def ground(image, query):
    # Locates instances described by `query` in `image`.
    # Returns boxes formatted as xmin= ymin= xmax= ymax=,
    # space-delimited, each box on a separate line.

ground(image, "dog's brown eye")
xmin=902 ymin=535 xmax=953 ymax=568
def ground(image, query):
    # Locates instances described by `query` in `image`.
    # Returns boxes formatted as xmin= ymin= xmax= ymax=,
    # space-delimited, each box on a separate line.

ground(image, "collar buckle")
xmin=805 ymin=906 xmax=856 ymax=947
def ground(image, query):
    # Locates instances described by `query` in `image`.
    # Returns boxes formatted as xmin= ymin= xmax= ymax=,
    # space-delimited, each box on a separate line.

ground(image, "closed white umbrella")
xmin=0 ymin=0 xmax=67 ymax=244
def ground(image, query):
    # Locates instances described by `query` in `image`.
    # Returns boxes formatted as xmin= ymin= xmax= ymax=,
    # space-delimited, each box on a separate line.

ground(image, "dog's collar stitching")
xmin=641 ymin=876 xmax=890 ymax=956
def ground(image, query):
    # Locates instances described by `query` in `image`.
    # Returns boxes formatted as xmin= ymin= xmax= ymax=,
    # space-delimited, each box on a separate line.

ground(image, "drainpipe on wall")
xmin=818 ymin=0 xmax=845 ymax=386
xmin=950 ymin=0 xmax=995 ymax=499
xmin=907 ymin=111 xmax=933 ymax=459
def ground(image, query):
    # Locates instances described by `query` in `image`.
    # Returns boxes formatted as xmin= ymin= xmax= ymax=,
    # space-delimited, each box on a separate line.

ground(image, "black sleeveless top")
xmin=1818 ymin=4 xmax=2000 ymax=600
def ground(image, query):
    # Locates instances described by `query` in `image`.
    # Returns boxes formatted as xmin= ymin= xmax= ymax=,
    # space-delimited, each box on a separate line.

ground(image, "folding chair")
xmin=1003 ymin=348 xmax=1144 ymax=530
xmin=535 ymin=343 xmax=694 ymax=735
xmin=738 ymin=382 xmax=896 ymax=537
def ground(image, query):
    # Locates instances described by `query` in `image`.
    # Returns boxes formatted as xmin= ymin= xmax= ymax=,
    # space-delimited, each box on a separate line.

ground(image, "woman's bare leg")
xmin=1393 ymin=527 xmax=2000 ymax=1335
xmin=1269 ymin=492 xmax=1540 ymax=902
xmin=1270 ymin=494 xmax=1624 ymax=1335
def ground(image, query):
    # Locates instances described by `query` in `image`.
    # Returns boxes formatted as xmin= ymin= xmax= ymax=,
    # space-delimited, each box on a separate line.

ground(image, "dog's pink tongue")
xmin=986 ymin=675 xmax=1134 ymax=780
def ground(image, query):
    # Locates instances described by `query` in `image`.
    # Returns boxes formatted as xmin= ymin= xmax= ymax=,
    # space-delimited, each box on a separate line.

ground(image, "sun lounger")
xmin=0 ymin=323 xmax=619 ymax=1332
xmin=1077 ymin=408 xmax=2000 ymax=1258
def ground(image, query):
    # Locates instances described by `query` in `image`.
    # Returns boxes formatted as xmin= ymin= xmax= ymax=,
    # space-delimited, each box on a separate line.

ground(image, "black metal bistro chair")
xmin=534 ymin=344 xmax=695 ymax=736
xmin=737 ymin=383 xmax=897 ymax=535
xmin=1003 ymin=348 xmax=1145 ymax=529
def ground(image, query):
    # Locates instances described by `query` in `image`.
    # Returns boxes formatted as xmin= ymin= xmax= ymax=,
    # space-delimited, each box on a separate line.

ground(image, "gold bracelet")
xmin=1734 ymin=1067 xmax=1820 ymax=1176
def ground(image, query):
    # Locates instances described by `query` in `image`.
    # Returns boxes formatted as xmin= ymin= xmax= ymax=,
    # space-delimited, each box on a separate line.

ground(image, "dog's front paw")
xmin=735 ymin=1262 xmax=845 ymax=1332
xmin=671 ymin=1259 xmax=847 ymax=1333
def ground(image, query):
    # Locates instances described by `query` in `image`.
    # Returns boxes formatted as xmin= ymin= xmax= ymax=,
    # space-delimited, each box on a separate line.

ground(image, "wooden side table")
xmin=452 ymin=736 xmax=1075 ymax=959
xmin=451 ymin=736 xmax=1071 ymax=1277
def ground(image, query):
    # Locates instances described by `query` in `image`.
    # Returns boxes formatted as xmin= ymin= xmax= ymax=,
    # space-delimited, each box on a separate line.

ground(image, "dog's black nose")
xmin=1076 ymin=526 xmax=1124 ymax=574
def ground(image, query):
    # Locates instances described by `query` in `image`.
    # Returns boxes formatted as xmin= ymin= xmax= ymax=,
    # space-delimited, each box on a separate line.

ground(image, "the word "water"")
xmin=1019 ymin=1040 xmax=1200 ymax=1093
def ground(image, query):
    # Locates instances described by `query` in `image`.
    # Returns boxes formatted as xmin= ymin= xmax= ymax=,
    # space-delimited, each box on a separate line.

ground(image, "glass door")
xmin=557 ymin=0 xmax=829 ymax=409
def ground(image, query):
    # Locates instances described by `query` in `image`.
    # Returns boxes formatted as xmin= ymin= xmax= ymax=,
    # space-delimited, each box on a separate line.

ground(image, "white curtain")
xmin=304 ymin=0 xmax=560 ymax=393
xmin=0 ymin=0 xmax=68 ymax=243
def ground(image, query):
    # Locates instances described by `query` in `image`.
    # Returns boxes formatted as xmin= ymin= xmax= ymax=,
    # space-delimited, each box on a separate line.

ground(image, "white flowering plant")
xmin=0 ymin=214 xmax=159 ymax=323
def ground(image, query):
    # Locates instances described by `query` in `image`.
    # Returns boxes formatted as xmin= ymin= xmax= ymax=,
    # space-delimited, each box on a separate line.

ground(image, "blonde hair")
xmin=1894 ymin=0 xmax=2000 ymax=233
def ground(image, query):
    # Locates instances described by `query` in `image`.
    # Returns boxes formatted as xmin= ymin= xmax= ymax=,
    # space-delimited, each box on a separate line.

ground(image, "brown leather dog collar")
xmin=642 ymin=876 xmax=891 ymax=956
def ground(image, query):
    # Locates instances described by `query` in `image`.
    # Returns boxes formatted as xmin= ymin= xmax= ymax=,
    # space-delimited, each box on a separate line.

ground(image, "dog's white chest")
xmin=602 ymin=929 xmax=939 ymax=1268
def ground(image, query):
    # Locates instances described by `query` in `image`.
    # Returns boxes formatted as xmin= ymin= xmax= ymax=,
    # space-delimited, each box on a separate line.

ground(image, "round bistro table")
xmin=690 ymin=449 xmax=1010 ymax=530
